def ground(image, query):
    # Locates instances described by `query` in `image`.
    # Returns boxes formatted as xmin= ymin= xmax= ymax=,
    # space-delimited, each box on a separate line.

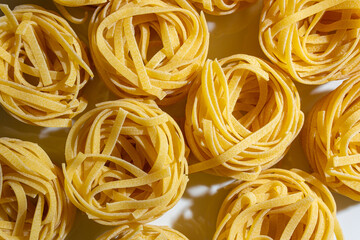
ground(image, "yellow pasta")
xmin=89 ymin=0 xmax=209 ymax=105
xmin=185 ymin=54 xmax=303 ymax=180
xmin=63 ymin=99 xmax=188 ymax=225
xmin=302 ymin=76 xmax=360 ymax=201
xmin=189 ymin=0 xmax=257 ymax=15
xmin=0 ymin=4 xmax=93 ymax=127
xmin=214 ymin=168 xmax=343 ymax=240
xmin=0 ymin=137 xmax=75 ymax=240
xmin=259 ymin=0 xmax=360 ymax=85
xmin=97 ymin=224 xmax=189 ymax=240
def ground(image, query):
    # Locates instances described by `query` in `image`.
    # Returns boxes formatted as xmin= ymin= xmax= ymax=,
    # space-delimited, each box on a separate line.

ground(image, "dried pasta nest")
xmin=0 ymin=4 xmax=93 ymax=127
xmin=214 ymin=168 xmax=343 ymax=240
xmin=185 ymin=54 xmax=304 ymax=180
xmin=259 ymin=0 xmax=360 ymax=85
xmin=189 ymin=0 xmax=257 ymax=15
xmin=97 ymin=224 xmax=189 ymax=240
xmin=302 ymin=76 xmax=360 ymax=201
xmin=89 ymin=0 xmax=209 ymax=105
xmin=0 ymin=138 xmax=75 ymax=240
xmin=63 ymin=99 xmax=188 ymax=225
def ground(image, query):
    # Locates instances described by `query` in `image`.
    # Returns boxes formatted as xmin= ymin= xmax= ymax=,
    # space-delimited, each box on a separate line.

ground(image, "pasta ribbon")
xmin=302 ymin=76 xmax=360 ymax=201
xmin=63 ymin=99 xmax=188 ymax=225
xmin=0 ymin=4 xmax=92 ymax=127
xmin=259 ymin=0 xmax=360 ymax=85
xmin=97 ymin=224 xmax=189 ymax=240
xmin=213 ymin=168 xmax=343 ymax=240
xmin=189 ymin=0 xmax=257 ymax=15
xmin=185 ymin=54 xmax=303 ymax=180
xmin=89 ymin=0 xmax=209 ymax=105
xmin=0 ymin=138 xmax=75 ymax=240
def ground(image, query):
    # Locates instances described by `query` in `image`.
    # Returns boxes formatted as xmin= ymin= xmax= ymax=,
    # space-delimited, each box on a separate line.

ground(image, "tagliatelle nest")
xmin=189 ymin=0 xmax=257 ymax=15
xmin=214 ymin=168 xmax=343 ymax=240
xmin=0 ymin=4 xmax=93 ymax=127
xmin=89 ymin=0 xmax=209 ymax=105
xmin=185 ymin=54 xmax=304 ymax=180
xmin=97 ymin=224 xmax=189 ymax=240
xmin=302 ymin=76 xmax=360 ymax=201
xmin=259 ymin=0 xmax=360 ymax=85
xmin=0 ymin=138 xmax=75 ymax=240
xmin=63 ymin=99 xmax=188 ymax=225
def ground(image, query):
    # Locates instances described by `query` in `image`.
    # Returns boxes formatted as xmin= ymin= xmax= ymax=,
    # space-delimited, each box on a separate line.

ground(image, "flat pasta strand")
xmin=213 ymin=168 xmax=343 ymax=240
xmin=0 ymin=4 xmax=92 ymax=127
xmin=185 ymin=54 xmax=304 ymax=180
xmin=89 ymin=0 xmax=209 ymax=105
xmin=302 ymin=76 xmax=360 ymax=201
xmin=189 ymin=0 xmax=257 ymax=15
xmin=63 ymin=99 xmax=188 ymax=225
xmin=259 ymin=0 xmax=360 ymax=85
xmin=0 ymin=138 xmax=75 ymax=240
xmin=97 ymin=224 xmax=189 ymax=240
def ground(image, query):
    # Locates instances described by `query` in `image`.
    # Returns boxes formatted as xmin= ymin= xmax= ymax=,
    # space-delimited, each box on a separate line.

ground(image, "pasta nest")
xmin=63 ymin=99 xmax=188 ymax=225
xmin=302 ymin=76 xmax=360 ymax=201
xmin=214 ymin=168 xmax=343 ymax=240
xmin=189 ymin=0 xmax=257 ymax=15
xmin=89 ymin=0 xmax=209 ymax=105
xmin=97 ymin=224 xmax=188 ymax=240
xmin=0 ymin=4 xmax=93 ymax=127
xmin=259 ymin=0 xmax=360 ymax=85
xmin=185 ymin=54 xmax=304 ymax=180
xmin=0 ymin=138 xmax=75 ymax=240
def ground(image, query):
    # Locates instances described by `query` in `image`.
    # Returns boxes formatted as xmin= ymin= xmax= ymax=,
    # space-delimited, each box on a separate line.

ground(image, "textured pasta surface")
xmin=185 ymin=54 xmax=303 ymax=180
xmin=214 ymin=168 xmax=343 ymax=240
xmin=302 ymin=76 xmax=360 ymax=201
xmin=0 ymin=4 xmax=92 ymax=127
xmin=259 ymin=0 xmax=360 ymax=84
xmin=189 ymin=0 xmax=257 ymax=15
xmin=0 ymin=138 xmax=75 ymax=240
xmin=63 ymin=99 xmax=188 ymax=225
xmin=97 ymin=224 xmax=189 ymax=240
xmin=89 ymin=0 xmax=209 ymax=105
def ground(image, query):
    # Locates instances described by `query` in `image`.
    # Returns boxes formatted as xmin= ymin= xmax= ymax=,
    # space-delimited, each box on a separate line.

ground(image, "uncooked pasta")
xmin=97 ymin=224 xmax=189 ymax=240
xmin=63 ymin=99 xmax=188 ymax=225
xmin=302 ymin=76 xmax=360 ymax=201
xmin=0 ymin=4 xmax=92 ymax=127
xmin=89 ymin=0 xmax=209 ymax=105
xmin=189 ymin=0 xmax=257 ymax=15
xmin=185 ymin=54 xmax=303 ymax=180
xmin=259 ymin=0 xmax=360 ymax=85
xmin=214 ymin=168 xmax=343 ymax=240
xmin=0 ymin=138 xmax=75 ymax=240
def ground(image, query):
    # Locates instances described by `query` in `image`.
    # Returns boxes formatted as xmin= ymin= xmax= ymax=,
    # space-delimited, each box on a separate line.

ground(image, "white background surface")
xmin=0 ymin=0 xmax=359 ymax=239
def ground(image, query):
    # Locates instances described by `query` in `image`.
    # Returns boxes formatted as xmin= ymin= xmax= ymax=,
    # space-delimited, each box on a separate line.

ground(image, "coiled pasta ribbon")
xmin=185 ymin=54 xmax=303 ymax=180
xmin=259 ymin=0 xmax=360 ymax=85
xmin=0 ymin=4 xmax=93 ymax=127
xmin=97 ymin=224 xmax=189 ymax=240
xmin=63 ymin=99 xmax=188 ymax=225
xmin=0 ymin=138 xmax=75 ymax=240
xmin=53 ymin=0 xmax=106 ymax=24
xmin=214 ymin=168 xmax=343 ymax=240
xmin=302 ymin=76 xmax=360 ymax=201
xmin=89 ymin=0 xmax=209 ymax=105
xmin=189 ymin=0 xmax=257 ymax=15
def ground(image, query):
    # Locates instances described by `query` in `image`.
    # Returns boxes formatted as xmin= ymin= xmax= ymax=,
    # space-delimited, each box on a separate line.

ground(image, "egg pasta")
xmin=185 ymin=54 xmax=303 ymax=180
xmin=0 ymin=4 xmax=92 ymax=127
xmin=0 ymin=138 xmax=75 ymax=240
xmin=259 ymin=0 xmax=360 ymax=84
xmin=89 ymin=0 xmax=209 ymax=105
xmin=189 ymin=0 xmax=257 ymax=15
xmin=63 ymin=99 xmax=188 ymax=225
xmin=214 ymin=168 xmax=343 ymax=240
